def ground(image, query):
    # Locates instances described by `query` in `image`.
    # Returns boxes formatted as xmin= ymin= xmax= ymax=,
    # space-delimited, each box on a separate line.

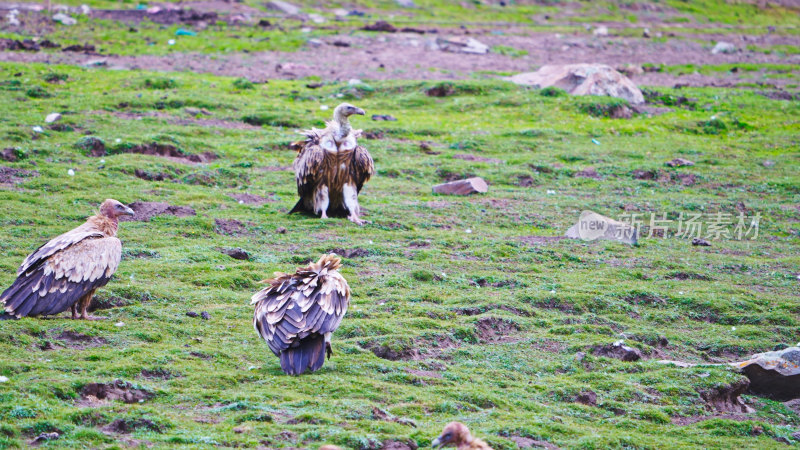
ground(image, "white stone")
xmin=436 ymin=36 xmax=489 ymax=54
xmin=510 ymin=64 xmax=645 ymax=104
xmin=266 ymin=0 xmax=300 ymax=15
xmin=52 ymin=13 xmax=77 ymax=25
xmin=320 ymin=105 xmax=329 ymax=110
xmin=348 ymin=79 xmax=362 ymax=85
xmin=0 ymin=376 xmax=8 ymax=383
xmin=79 ymin=4 xmax=91 ymax=15
xmin=67 ymin=169 xmax=75 ymax=176
xmin=593 ymin=25 xmax=609 ymax=36
xmin=712 ymin=41 xmax=736 ymax=54
xmin=168 ymin=39 xmax=176 ymax=45
xmin=308 ymin=13 xmax=325 ymax=23
xmin=32 ymin=126 xmax=43 ymax=133
xmin=45 ymin=113 xmax=61 ymax=123
xmin=115 ymin=322 xmax=125 ymax=327
xmin=565 ymin=210 xmax=638 ymax=245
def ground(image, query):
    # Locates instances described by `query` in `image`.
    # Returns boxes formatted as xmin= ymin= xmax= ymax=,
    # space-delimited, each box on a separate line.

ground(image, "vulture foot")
xmin=320 ymin=211 xmax=329 ymax=219
xmin=80 ymin=314 xmax=108 ymax=321
xmin=326 ymin=342 xmax=333 ymax=360
xmin=347 ymin=215 xmax=366 ymax=226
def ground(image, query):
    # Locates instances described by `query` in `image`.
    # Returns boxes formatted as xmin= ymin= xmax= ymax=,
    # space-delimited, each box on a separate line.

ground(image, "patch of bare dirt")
xmin=96 ymin=142 xmax=217 ymax=164
xmin=102 ymin=418 xmax=163 ymax=434
xmin=698 ymin=379 xmax=754 ymax=413
xmin=133 ymin=168 xmax=178 ymax=181
xmin=90 ymin=8 xmax=218 ymax=25
xmin=623 ymin=293 xmax=667 ymax=306
xmin=475 ymin=317 xmax=521 ymax=342
xmin=78 ymin=380 xmax=153 ymax=407
xmin=41 ymin=330 xmax=108 ymax=350
xmin=365 ymin=335 xmax=458 ymax=361
xmin=509 ymin=435 xmax=561 ymax=449
xmin=574 ymin=390 xmax=597 ymax=406
xmin=0 ymin=166 xmax=38 ymax=186
xmin=454 ymin=304 xmax=532 ymax=317
xmin=381 ymin=439 xmax=418 ymax=450
xmin=139 ymin=368 xmax=181 ymax=380
xmin=228 ymin=192 xmax=275 ymax=205
xmin=667 ymin=271 xmax=712 ymax=281
xmin=534 ymin=297 xmax=576 ymax=313
xmin=405 ymin=368 xmax=443 ymax=379
xmin=214 ymin=218 xmax=252 ymax=236
xmin=574 ymin=167 xmax=601 ymax=179
xmin=121 ymin=201 xmax=196 ymax=222
xmin=592 ymin=343 xmax=643 ymax=361
xmin=453 ymin=153 xmax=503 ymax=164
xmin=258 ymin=165 xmax=292 ymax=172
xmin=518 ymin=236 xmax=568 ymax=245
xmin=671 ymin=412 xmax=755 ymax=426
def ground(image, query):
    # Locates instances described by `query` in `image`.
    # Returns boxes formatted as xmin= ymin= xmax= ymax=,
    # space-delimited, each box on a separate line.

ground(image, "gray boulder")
xmin=733 ymin=346 xmax=800 ymax=400
xmin=433 ymin=177 xmax=488 ymax=195
xmin=565 ymin=210 xmax=638 ymax=245
xmin=511 ymin=64 xmax=644 ymax=104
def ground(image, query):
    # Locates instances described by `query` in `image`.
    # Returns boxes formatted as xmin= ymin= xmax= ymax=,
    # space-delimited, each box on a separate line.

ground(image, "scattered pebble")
xmin=692 ymin=238 xmax=711 ymax=246
xmin=52 ymin=12 xmax=77 ymax=26
xmin=0 ymin=376 xmax=8 ymax=383
xmin=591 ymin=139 xmax=600 ymax=145
xmin=167 ymin=39 xmax=176 ymax=45
xmin=201 ymin=311 xmax=210 ymax=320
xmin=114 ymin=322 xmax=125 ymax=327
xmin=238 ymin=200 xmax=244 ymax=204
xmin=320 ymin=105 xmax=329 ymax=110
xmin=115 ymin=138 xmax=121 ymax=143
xmin=186 ymin=311 xmax=199 ymax=318
xmin=546 ymin=190 xmax=556 ymax=195
xmin=67 ymin=169 xmax=75 ymax=176
xmin=348 ymin=79 xmax=362 ymax=85
xmin=465 ymin=229 xmax=472 ymax=233
xmin=276 ymin=226 xmax=287 ymax=234
xmin=32 ymin=126 xmax=43 ymax=133
xmin=45 ymin=113 xmax=62 ymax=123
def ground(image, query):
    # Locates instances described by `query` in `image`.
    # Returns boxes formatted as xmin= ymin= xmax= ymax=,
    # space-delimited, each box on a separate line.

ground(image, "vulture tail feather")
xmin=289 ymin=199 xmax=308 ymax=215
xmin=279 ymin=334 xmax=326 ymax=375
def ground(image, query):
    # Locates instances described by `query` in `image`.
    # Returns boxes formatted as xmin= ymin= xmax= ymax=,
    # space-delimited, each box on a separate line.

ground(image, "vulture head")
xmin=432 ymin=422 xmax=473 ymax=449
xmin=333 ymin=103 xmax=365 ymax=124
xmin=99 ymin=199 xmax=135 ymax=219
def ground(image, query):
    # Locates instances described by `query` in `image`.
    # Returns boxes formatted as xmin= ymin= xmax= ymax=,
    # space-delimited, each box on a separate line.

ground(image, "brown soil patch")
xmin=0 ymin=166 xmax=38 ymax=186
xmin=509 ymin=436 xmax=561 ymax=449
xmin=214 ymin=218 xmax=251 ymax=236
xmin=228 ymin=192 xmax=275 ymax=205
xmin=623 ymin=293 xmax=667 ymax=306
xmin=258 ymin=165 xmax=292 ymax=172
xmin=1 ymin=148 xmax=20 ymax=162
xmin=405 ymin=368 xmax=443 ymax=379
xmin=672 ymin=412 xmax=755 ymax=426
xmin=698 ymin=379 xmax=753 ymax=413
xmin=90 ymin=8 xmax=218 ymax=25
xmin=574 ymin=390 xmax=598 ymax=406
xmin=453 ymin=153 xmax=502 ymax=164
xmin=592 ymin=343 xmax=643 ymax=361
xmin=121 ymin=201 xmax=196 ymax=222
xmin=475 ymin=317 xmax=521 ymax=343
xmin=78 ymin=380 xmax=153 ymax=407
xmin=381 ymin=439 xmax=418 ymax=450
xmin=534 ymin=297 xmax=576 ymax=314
xmin=100 ymin=142 xmax=217 ymax=165
xmin=139 ymin=368 xmax=181 ymax=380
xmin=454 ymin=304 xmax=532 ymax=317
xmin=574 ymin=167 xmax=602 ymax=179
xmin=134 ymin=169 xmax=177 ymax=182
xmin=667 ymin=272 xmax=712 ymax=281
xmin=39 ymin=329 xmax=107 ymax=350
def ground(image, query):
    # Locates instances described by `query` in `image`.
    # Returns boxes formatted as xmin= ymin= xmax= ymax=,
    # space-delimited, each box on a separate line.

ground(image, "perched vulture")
xmin=251 ymin=254 xmax=350 ymax=375
xmin=0 ymin=199 xmax=134 ymax=320
xmin=290 ymin=102 xmax=375 ymax=225
xmin=432 ymin=422 xmax=493 ymax=450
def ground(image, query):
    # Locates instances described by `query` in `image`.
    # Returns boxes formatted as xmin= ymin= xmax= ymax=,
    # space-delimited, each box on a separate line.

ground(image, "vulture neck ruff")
xmin=88 ymin=214 xmax=119 ymax=237
xmin=332 ymin=107 xmax=353 ymax=142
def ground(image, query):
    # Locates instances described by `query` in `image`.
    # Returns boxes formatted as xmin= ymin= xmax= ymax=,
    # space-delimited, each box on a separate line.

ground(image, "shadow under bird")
xmin=0 ymin=199 xmax=135 ymax=320
xmin=290 ymin=102 xmax=375 ymax=225
xmin=251 ymin=254 xmax=351 ymax=375
xmin=432 ymin=422 xmax=493 ymax=450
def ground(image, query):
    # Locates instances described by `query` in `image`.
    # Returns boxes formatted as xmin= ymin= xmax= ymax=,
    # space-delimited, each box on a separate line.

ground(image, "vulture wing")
xmin=351 ymin=144 xmax=375 ymax=193
xmin=1 ymin=236 xmax=122 ymax=318
xmin=252 ymin=255 xmax=350 ymax=375
xmin=18 ymin=222 xmax=105 ymax=275
xmin=293 ymin=132 xmax=327 ymax=201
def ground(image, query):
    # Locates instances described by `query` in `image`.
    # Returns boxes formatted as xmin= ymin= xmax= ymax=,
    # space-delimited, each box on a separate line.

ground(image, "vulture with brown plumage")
xmin=251 ymin=254 xmax=350 ymax=375
xmin=432 ymin=422 xmax=493 ymax=450
xmin=289 ymin=103 xmax=375 ymax=225
xmin=0 ymin=199 xmax=135 ymax=320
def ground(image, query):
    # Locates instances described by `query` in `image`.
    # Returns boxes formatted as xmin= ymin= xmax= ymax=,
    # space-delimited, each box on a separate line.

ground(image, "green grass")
xmin=0 ymin=61 xmax=798 ymax=448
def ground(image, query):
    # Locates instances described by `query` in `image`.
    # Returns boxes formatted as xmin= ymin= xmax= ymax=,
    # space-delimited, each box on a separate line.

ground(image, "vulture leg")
xmin=325 ymin=332 xmax=333 ymax=359
xmin=78 ymin=289 xmax=106 ymax=320
xmin=71 ymin=303 xmax=78 ymax=320
xmin=314 ymin=185 xmax=329 ymax=219
xmin=342 ymin=183 xmax=365 ymax=225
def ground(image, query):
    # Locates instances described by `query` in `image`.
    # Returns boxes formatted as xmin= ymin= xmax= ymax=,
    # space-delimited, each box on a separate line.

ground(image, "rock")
xmin=575 ymin=390 xmax=597 ymax=406
xmin=616 ymin=64 xmax=644 ymax=78
xmin=201 ymin=311 xmax=210 ymax=320
xmin=396 ymin=0 xmax=416 ymax=6
xmin=266 ymin=0 xmax=300 ymax=15
xmin=45 ymin=113 xmax=62 ymax=123
xmin=371 ymin=114 xmax=397 ymax=121
xmin=436 ymin=36 xmax=489 ymax=54
xmin=219 ymin=247 xmax=250 ymax=260
xmin=592 ymin=341 xmax=642 ymax=361
xmin=665 ymin=157 xmax=694 ymax=167
xmin=510 ymin=64 xmax=644 ymax=104
xmin=5 ymin=10 xmax=21 ymax=27
xmin=307 ymin=38 xmax=324 ymax=47
xmin=81 ymin=58 xmax=107 ymax=67
xmin=308 ymin=13 xmax=325 ymax=23
xmin=363 ymin=21 xmax=397 ymax=32
xmin=592 ymin=25 xmax=609 ymax=36
xmin=276 ymin=226 xmax=287 ymax=234
xmin=186 ymin=311 xmax=199 ymax=318
xmin=0 ymin=376 xmax=8 ymax=383
xmin=574 ymin=167 xmax=601 ymax=179
xmin=691 ymin=238 xmax=711 ymax=246
xmin=1 ymin=148 xmax=20 ymax=162
xmin=565 ymin=210 xmax=638 ymax=245
xmin=432 ymin=177 xmax=488 ymax=195
xmin=642 ymin=27 xmax=651 ymax=38
xmin=762 ymin=160 xmax=775 ymax=167
xmin=53 ymin=13 xmax=77 ymax=25
xmin=698 ymin=379 xmax=753 ymax=413
xmin=712 ymin=41 xmax=736 ymax=54
xmin=31 ymin=432 xmax=59 ymax=445
xmin=732 ymin=346 xmax=800 ymax=400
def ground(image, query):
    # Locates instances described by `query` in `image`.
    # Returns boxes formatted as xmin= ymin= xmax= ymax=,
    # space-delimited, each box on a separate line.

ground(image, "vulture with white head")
xmin=290 ymin=103 xmax=375 ymax=225
xmin=251 ymin=254 xmax=350 ymax=375
xmin=0 ymin=199 xmax=135 ymax=320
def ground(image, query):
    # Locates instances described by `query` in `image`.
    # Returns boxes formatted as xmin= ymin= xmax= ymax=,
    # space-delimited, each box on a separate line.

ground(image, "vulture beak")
xmin=122 ymin=205 xmax=135 ymax=216
xmin=431 ymin=437 xmax=442 ymax=449
xmin=354 ymin=107 xmax=365 ymax=116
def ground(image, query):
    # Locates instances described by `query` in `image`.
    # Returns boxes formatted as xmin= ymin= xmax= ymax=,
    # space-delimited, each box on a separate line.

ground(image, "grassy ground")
xmin=0 ymin=60 xmax=798 ymax=449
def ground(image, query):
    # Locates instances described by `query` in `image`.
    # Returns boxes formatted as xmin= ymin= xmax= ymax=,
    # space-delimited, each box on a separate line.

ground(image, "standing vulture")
xmin=432 ymin=422 xmax=493 ymax=450
xmin=290 ymin=102 xmax=375 ymax=225
xmin=251 ymin=254 xmax=350 ymax=375
xmin=0 ymin=199 xmax=135 ymax=320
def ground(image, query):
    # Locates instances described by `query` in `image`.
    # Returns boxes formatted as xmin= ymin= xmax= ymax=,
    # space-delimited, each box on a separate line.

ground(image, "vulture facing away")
xmin=432 ymin=422 xmax=493 ymax=450
xmin=290 ymin=103 xmax=375 ymax=225
xmin=0 ymin=199 xmax=134 ymax=320
xmin=251 ymin=254 xmax=350 ymax=375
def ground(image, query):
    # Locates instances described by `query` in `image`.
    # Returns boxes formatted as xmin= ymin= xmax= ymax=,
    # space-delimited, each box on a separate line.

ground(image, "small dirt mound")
xmin=623 ymin=293 xmax=666 ymax=306
xmin=214 ymin=218 xmax=250 ymax=236
xmin=667 ymin=272 xmax=712 ymax=281
xmin=534 ymin=297 xmax=576 ymax=313
xmin=592 ymin=342 xmax=643 ymax=361
xmin=79 ymin=380 xmax=153 ymax=406
xmin=471 ymin=278 xmax=518 ymax=288
xmin=98 ymin=142 xmax=217 ymax=164
xmin=228 ymin=193 xmax=274 ymax=205
xmin=366 ymin=335 xmax=457 ymax=361
xmin=102 ymin=418 xmax=163 ymax=434
xmin=91 ymin=8 xmax=217 ymax=25
xmin=0 ymin=166 xmax=38 ymax=185
xmin=574 ymin=167 xmax=601 ymax=179
xmin=509 ymin=436 xmax=560 ymax=449
xmin=575 ymin=390 xmax=597 ymax=406
xmin=453 ymin=153 xmax=502 ymax=164
xmin=121 ymin=201 xmax=196 ymax=222
xmin=632 ymin=169 xmax=656 ymax=180
xmin=134 ymin=169 xmax=176 ymax=181
xmin=328 ymin=248 xmax=370 ymax=258
xmin=426 ymin=83 xmax=456 ymax=97
xmin=475 ymin=317 xmax=520 ymax=342
xmin=140 ymin=368 xmax=181 ymax=380
xmin=699 ymin=379 xmax=753 ymax=413
xmin=519 ymin=236 xmax=567 ymax=245
xmin=454 ymin=304 xmax=532 ymax=317
xmin=381 ymin=439 xmax=418 ymax=450
xmin=40 ymin=330 xmax=107 ymax=350
xmin=218 ymin=247 xmax=250 ymax=260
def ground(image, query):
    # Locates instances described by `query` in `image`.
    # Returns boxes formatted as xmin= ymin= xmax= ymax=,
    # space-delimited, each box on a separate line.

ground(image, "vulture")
xmin=251 ymin=254 xmax=350 ymax=375
xmin=432 ymin=422 xmax=493 ymax=450
xmin=290 ymin=102 xmax=375 ymax=225
xmin=0 ymin=199 xmax=134 ymax=320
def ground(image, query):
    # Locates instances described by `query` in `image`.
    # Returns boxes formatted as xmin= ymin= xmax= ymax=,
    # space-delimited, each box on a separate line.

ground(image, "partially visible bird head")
xmin=432 ymin=422 xmax=472 ymax=449
xmin=333 ymin=103 xmax=365 ymax=121
xmin=315 ymin=253 xmax=343 ymax=272
xmin=99 ymin=199 xmax=135 ymax=218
